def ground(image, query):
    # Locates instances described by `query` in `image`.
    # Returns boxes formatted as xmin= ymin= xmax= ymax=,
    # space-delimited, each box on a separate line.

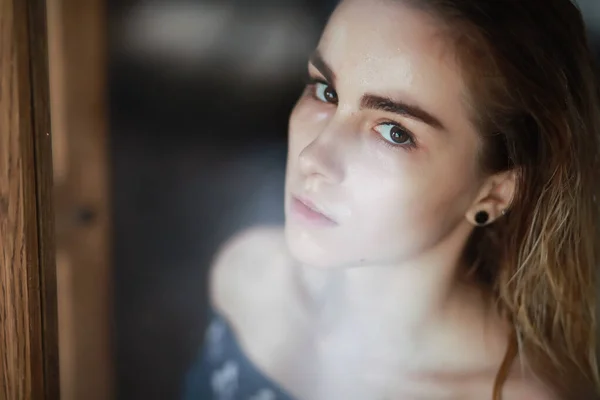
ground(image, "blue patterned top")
xmin=182 ymin=308 xmax=296 ymax=400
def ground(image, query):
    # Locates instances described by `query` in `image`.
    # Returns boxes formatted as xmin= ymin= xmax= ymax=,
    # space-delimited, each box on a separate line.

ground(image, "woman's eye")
xmin=314 ymin=82 xmax=338 ymax=104
xmin=374 ymin=123 xmax=414 ymax=146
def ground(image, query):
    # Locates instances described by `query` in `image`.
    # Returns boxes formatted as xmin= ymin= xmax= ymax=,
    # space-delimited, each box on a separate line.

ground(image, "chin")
xmin=284 ymin=221 xmax=363 ymax=269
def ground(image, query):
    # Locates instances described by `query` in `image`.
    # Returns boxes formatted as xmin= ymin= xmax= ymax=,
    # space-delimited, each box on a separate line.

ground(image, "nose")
xmin=297 ymin=120 xmax=346 ymax=187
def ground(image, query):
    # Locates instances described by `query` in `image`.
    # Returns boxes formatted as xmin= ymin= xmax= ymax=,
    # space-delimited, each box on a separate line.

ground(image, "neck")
xmin=289 ymin=225 xmax=500 ymax=369
xmin=293 ymin=245 xmax=465 ymax=332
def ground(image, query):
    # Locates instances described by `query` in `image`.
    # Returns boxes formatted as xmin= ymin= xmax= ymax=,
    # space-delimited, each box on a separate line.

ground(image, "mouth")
xmin=291 ymin=195 xmax=338 ymax=226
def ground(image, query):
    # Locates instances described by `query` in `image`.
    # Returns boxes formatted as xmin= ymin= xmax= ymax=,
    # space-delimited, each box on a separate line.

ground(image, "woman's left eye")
xmin=374 ymin=123 xmax=415 ymax=147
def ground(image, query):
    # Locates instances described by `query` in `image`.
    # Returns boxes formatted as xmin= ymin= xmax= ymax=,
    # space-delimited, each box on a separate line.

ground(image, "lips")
xmin=291 ymin=195 xmax=337 ymax=225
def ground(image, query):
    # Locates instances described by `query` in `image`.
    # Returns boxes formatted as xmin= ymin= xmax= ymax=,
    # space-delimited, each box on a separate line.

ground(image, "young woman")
xmin=183 ymin=0 xmax=600 ymax=399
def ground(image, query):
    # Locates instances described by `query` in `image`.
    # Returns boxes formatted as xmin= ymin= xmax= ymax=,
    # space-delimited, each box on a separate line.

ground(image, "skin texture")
xmin=285 ymin=0 xmax=513 ymax=270
xmin=209 ymin=1 xmax=555 ymax=399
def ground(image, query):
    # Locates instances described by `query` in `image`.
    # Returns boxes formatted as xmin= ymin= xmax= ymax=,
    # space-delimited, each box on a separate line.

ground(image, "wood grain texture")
xmin=0 ymin=0 xmax=59 ymax=398
xmin=47 ymin=0 xmax=113 ymax=398
xmin=28 ymin=0 xmax=60 ymax=398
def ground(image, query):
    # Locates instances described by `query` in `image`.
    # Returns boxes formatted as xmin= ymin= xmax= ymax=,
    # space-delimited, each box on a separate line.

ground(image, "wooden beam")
xmin=46 ymin=0 xmax=113 ymax=398
xmin=0 ymin=0 xmax=60 ymax=398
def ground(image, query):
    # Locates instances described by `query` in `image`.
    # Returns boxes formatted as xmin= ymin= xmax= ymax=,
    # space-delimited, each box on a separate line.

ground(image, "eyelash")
xmin=304 ymin=76 xmax=332 ymax=101
xmin=303 ymin=75 xmax=418 ymax=152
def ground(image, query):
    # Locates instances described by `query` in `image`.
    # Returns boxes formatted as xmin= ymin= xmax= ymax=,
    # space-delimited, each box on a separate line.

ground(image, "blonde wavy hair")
xmin=405 ymin=0 xmax=600 ymax=397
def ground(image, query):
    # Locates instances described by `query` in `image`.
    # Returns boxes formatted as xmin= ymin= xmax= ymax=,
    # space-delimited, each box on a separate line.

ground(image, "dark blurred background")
xmin=104 ymin=1 xmax=600 ymax=398
xmin=107 ymin=1 xmax=336 ymax=399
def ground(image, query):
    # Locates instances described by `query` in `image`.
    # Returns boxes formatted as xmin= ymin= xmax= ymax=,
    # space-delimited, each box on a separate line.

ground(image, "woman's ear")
xmin=466 ymin=169 xmax=517 ymax=227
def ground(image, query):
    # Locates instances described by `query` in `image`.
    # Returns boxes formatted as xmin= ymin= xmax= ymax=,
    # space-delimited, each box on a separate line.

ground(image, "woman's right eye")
xmin=313 ymin=81 xmax=338 ymax=105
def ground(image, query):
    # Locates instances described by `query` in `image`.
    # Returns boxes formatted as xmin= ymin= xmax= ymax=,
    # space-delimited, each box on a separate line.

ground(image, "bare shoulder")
xmin=209 ymin=226 xmax=289 ymax=319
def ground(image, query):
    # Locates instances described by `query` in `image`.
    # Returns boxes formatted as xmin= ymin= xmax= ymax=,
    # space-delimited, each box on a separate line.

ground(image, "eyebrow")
xmin=360 ymin=95 xmax=447 ymax=131
xmin=309 ymin=49 xmax=447 ymax=131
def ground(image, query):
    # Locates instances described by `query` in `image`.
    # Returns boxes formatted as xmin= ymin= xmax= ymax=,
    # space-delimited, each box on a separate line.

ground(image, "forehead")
xmin=318 ymin=0 xmax=474 ymax=132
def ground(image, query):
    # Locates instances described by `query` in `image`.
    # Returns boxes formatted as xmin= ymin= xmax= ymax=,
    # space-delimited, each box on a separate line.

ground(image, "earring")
xmin=501 ymin=209 xmax=507 ymax=216
xmin=475 ymin=210 xmax=489 ymax=226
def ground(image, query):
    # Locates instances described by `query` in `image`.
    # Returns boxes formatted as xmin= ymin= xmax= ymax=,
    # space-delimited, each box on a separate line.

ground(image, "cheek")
xmin=346 ymin=150 xmax=478 ymax=238
xmin=349 ymin=172 xmax=425 ymax=231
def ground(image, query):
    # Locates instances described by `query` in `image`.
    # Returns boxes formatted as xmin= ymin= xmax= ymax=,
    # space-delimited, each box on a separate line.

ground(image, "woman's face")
xmin=285 ymin=0 xmax=485 ymax=268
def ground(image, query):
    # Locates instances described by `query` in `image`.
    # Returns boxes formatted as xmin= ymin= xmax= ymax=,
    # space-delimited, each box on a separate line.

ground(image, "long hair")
xmin=404 ymin=0 xmax=600 ymax=397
